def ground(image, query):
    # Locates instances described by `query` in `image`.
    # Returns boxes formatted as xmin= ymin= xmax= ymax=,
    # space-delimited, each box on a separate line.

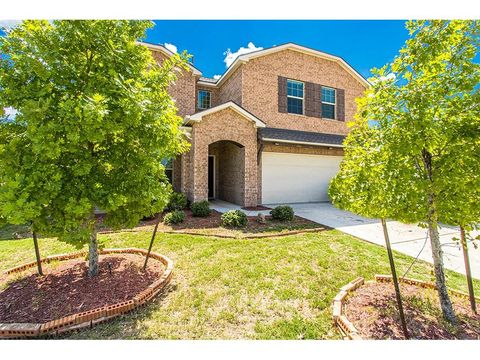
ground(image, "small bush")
xmin=167 ymin=192 xmax=187 ymax=211
xmin=221 ymin=210 xmax=248 ymax=228
xmin=191 ymin=200 xmax=211 ymax=217
xmin=270 ymin=205 xmax=294 ymax=221
xmin=163 ymin=210 xmax=185 ymax=225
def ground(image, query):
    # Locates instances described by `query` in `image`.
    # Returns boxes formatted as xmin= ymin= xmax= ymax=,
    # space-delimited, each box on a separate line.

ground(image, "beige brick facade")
xmin=241 ymin=50 xmax=367 ymax=135
xmin=185 ymin=107 xmax=258 ymax=207
xmin=149 ymin=44 xmax=366 ymax=206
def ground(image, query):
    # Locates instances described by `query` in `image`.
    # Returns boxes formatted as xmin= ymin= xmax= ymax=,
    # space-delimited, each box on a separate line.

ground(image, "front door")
xmin=208 ymin=155 xmax=215 ymax=199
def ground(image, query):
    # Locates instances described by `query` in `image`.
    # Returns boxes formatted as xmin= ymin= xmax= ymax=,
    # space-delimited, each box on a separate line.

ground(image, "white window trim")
xmin=286 ymin=79 xmax=305 ymax=115
xmin=198 ymin=90 xmax=211 ymax=110
xmin=321 ymin=86 xmax=337 ymax=119
xmin=321 ymin=86 xmax=336 ymax=105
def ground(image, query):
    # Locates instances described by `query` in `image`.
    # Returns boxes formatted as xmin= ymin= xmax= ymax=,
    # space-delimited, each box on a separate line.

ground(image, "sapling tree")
xmin=0 ymin=20 xmax=190 ymax=277
xmin=332 ymin=20 xmax=480 ymax=323
xmin=329 ymin=99 xmax=414 ymax=338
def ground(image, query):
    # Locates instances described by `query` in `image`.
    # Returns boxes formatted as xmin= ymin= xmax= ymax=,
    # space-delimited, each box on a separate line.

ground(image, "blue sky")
xmin=146 ymin=20 xmax=410 ymax=79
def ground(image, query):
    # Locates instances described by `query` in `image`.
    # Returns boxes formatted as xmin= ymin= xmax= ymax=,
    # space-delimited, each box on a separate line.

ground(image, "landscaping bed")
xmin=156 ymin=210 xmax=324 ymax=237
xmin=0 ymin=253 xmax=165 ymax=324
xmin=344 ymin=281 xmax=480 ymax=339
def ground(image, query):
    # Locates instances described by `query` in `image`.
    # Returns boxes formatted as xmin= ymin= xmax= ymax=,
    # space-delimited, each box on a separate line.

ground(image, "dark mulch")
xmin=159 ymin=210 xmax=321 ymax=234
xmin=0 ymin=254 xmax=164 ymax=323
xmin=344 ymin=282 xmax=480 ymax=339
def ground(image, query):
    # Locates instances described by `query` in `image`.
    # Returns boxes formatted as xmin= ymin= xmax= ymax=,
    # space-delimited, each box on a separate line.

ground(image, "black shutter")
xmin=336 ymin=88 xmax=345 ymax=121
xmin=278 ymin=76 xmax=287 ymax=113
xmin=304 ymin=82 xmax=315 ymax=117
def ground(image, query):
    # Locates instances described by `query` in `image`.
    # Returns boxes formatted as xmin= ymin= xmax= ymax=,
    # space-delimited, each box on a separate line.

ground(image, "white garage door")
xmin=262 ymin=152 xmax=343 ymax=204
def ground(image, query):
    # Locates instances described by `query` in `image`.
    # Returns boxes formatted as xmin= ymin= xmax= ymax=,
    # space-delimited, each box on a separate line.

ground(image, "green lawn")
xmin=0 ymin=228 xmax=478 ymax=339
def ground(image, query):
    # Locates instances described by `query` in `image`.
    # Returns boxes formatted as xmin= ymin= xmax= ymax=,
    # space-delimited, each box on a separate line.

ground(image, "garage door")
xmin=262 ymin=152 xmax=343 ymax=204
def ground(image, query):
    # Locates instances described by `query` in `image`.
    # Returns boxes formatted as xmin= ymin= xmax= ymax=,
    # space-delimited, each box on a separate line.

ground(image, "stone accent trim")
xmin=0 ymin=248 xmax=173 ymax=339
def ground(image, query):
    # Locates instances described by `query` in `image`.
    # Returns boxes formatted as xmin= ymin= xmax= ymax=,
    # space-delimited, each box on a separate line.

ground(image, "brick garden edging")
xmin=0 ymin=248 xmax=173 ymax=339
xmin=332 ymin=274 xmax=480 ymax=340
xmin=332 ymin=277 xmax=364 ymax=340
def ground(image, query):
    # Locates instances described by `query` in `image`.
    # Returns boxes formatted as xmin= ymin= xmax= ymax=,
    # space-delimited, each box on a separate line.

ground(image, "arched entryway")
xmin=208 ymin=140 xmax=245 ymax=205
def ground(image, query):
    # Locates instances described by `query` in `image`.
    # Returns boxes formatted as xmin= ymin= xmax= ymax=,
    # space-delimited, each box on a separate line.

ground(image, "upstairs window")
xmin=321 ymin=87 xmax=336 ymax=119
xmin=198 ymin=90 xmax=211 ymax=110
xmin=287 ymin=79 xmax=304 ymax=115
xmin=161 ymin=158 xmax=173 ymax=183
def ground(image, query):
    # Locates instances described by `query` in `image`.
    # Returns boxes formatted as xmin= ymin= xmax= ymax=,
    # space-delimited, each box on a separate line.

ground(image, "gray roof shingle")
xmin=259 ymin=127 xmax=345 ymax=147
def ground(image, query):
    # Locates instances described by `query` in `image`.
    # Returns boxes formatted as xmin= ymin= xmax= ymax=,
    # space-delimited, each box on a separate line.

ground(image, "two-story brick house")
xmin=142 ymin=42 xmax=369 ymax=207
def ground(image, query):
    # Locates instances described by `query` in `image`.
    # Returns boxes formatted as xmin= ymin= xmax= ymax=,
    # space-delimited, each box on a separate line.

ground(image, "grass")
xmin=0 ymin=227 xmax=479 ymax=339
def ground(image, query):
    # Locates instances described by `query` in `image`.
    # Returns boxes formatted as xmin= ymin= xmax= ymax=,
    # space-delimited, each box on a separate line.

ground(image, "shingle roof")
xmin=259 ymin=127 xmax=346 ymax=147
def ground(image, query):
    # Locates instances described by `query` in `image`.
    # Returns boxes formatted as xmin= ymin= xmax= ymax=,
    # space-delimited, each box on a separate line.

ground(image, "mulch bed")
xmin=241 ymin=205 xmax=271 ymax=211
xmin=344 ymin=282 xmax=480 ymax=339
xmin=98 ymin=209 xmax=322 ymax=236
xmin=0 ymin=254 xmax=163 ymax=324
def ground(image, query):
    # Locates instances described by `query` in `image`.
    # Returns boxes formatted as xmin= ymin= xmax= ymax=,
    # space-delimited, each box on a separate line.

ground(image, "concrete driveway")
xmin=289 ymin=202 xmax=480 ymax=279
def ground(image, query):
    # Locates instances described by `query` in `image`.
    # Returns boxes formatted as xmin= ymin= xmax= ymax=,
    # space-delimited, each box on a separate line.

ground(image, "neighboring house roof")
xmin=197 ymin=42 xmax=370 ymax=88
xmin=259 ymin=127 xmax=346 ymax=148
xmin=184 ymin=101 xmax=266 ymax=128
xmin=138 ymin=41 xmax=203 ymax=76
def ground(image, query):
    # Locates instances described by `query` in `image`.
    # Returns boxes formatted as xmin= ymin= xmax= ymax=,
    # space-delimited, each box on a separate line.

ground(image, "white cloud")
xmin=213 ymin=75 xmax=221 ymax=80
xmin=164 ymin=43 xmax=178 ymax=54
xmin=0 ymin=20 xmax=23 ymax=31
xmin=223 ymin=42 xmax=263 ymax=68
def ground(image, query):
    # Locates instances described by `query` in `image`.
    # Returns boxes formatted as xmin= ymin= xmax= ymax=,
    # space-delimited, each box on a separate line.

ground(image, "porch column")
xmin=243 ymin=144 xmax=258 ymax=207
xmin=191 ymin=141 xmax=209 ymax=203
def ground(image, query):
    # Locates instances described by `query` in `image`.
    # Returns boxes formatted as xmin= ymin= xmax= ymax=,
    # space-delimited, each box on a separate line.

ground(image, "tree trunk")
xmin=32 ymin=231 xmax=43 ymax=276
xmin=88 ymin=230 xmax=99 ymax=277
xmin=381 ymin=218 xmax=409 ymax=339
xmin=422 ymin=149 xmax=456 ymax=323
xmin=460 ymin=226 xmax=476 ymax=314
xmin=144 ymin=214 xmax=161 ymax=271
xmin=427 ymin=213 xmax=456 ymax=322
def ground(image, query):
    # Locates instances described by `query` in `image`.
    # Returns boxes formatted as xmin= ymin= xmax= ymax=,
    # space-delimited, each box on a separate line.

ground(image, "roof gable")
xmin=197 ymin=42 xmax=370 ymax=89
xmin=184 ymin=101 xmax=266 ymax=128
xmin=138 ymin=41 xmax=202 ymax=76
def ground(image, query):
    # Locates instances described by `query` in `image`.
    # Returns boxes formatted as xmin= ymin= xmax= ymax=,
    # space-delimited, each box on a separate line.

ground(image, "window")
xmin=321 ymin=87 xmax=336 ymax=119
xmin=162 ymin=158 xmax=173 ymax=183
xmin=287 ymin=79 xmax=304 ymax=115
xmin=197 ymin=90 xmax=211 ymax=110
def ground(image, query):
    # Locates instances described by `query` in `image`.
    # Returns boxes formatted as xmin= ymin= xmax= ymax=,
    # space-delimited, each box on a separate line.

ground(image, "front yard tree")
xmin=335 ymin=20 xmax=479 ymax=323
xmin=0 ymin=20 xmax=189 ymax=277
xmin=329 ymin=106 xmax=413 ymax=338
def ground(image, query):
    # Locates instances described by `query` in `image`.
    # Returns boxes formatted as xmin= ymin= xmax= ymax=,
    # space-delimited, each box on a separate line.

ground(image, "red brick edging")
xmin=332 ymin=274 xmax=480 ymax=340
xmin=0 ymin=248 xmax=173 ymax=339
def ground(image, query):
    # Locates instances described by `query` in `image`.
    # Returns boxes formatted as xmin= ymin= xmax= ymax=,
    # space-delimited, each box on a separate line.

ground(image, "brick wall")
xmin=188 ymin=107 xmax=257 ymax=207
xmin=151 ymin=50 xmax=197 ymax=117
xmin=241 ymin=49 xmax=367 ymax=135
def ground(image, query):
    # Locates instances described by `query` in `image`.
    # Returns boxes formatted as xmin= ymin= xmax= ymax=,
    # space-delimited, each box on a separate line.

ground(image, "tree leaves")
xmin=0 ymin=20 xmax=190 ymax=243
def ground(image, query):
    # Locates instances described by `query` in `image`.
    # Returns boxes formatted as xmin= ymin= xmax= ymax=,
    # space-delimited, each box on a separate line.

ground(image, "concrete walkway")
xmin=210 ymin=200 xmax=271 ymax=217
xmin=289 ymin=202 xmax=480 ymax=279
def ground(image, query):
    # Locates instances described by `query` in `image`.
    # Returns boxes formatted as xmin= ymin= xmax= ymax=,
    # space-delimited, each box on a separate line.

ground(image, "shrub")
xmin=270 ymin=205 xmax=294 ymax=221
xmin=163 ymin=210 xmax=185 ymax=225
xmin=221 ymin=210 xmax=248 ymax=228
xmin=167 ymin=192 xmax=187 ymax=211
xmin=190 ymin=200 xmax=211 ymax=217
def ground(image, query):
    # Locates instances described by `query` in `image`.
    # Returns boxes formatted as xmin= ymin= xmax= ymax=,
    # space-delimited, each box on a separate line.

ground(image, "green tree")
xmin=0 ymin=20 xmax=190 ymax=277
xmin=330 ymin=20 xmax=480 ymax=323
xmin=329 ymin=98 xmax=413 ymax=338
